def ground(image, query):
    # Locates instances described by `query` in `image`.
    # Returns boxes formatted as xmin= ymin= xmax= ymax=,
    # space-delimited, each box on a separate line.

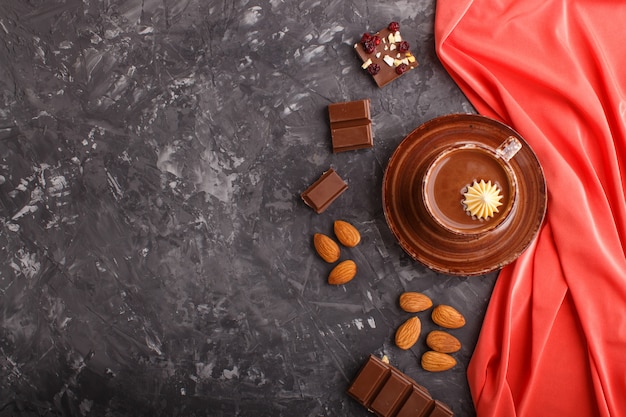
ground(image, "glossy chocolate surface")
xmin=328 ymin=99 xmax=373 ymax=152
xmin=396 ymin=388 xmax=437 ymax=417
xmin=429 ymin=401 xmax=455 ymax=417
xmin=347 ymin=355 xmax=389 ymax=406
xmin=301 ymin=168 xmax=348 ymax=213
xmin=354 ymin=27 xmax=418 ymax=88
xmin=348 ymin=355 xmax=452 ymax=417
xmin=370 ymin=371 xmax=413 ymax=416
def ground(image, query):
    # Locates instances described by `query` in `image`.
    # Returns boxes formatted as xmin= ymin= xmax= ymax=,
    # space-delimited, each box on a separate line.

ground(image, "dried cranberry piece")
xmin=360 ymin=32 xmax=372 ymax=44
xmin=388 ymin=21 xmax=400 ymax=32
xmin=362 ymin=39 xmax=376 ymax=54
xmin=398 ymin=41 xmax=410 ymax=52
xmin=372 ymin=35 xmax=381 ymax=45
xmin=395 ymin=63 xmax=408 ymax=75
xmin=367 ymin=63 xmax=381 ymax=75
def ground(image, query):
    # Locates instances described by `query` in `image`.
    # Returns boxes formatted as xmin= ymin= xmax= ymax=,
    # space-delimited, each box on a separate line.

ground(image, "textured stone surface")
xmin=0 ymin=1 xmax=497 ymax=416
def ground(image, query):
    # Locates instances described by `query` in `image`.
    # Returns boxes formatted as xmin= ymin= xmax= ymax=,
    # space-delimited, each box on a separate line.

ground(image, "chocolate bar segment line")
xmin=427 ymin=401 xmax=454 ymax=417
xmin=347 ymin=355 xmax=454 ymax=417
xmin=328 ymin=99 xmax=373 ymax=153
xmin=395 ymin=388 xmax=435 ymax=417
xmin=346 ymin=354 xmax=390 ymax=407
xmin=300 ymin=168 xmax=348 ymax=214
xmin=330 ymin=124 xmax=373 ymax=152
xmin=328 ymin=99 xmax=371 ymax=123
xmin=369 ymin=370 xmax=413 ymax=416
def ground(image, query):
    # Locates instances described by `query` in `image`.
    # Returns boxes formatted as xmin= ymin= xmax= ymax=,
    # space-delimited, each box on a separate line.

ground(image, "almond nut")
xmin=432 ymin=304 xmax=466 ymax=329
xmin=328 ymin=260 xmax=357 ymax=285
xmin=333 ymin=220 xmax=361 ymax=247
xmin=313 ymin=233 xmax=340 ymax=263
xmin=421 ymin=351 xmax=457 ymax=372
xmin=394 ymin=316 xmax=421 ymax=350
xmin=399 ymin=292 xmax=433 ymax=313
xmin=426 ymin=330 xmax=461 ymax=353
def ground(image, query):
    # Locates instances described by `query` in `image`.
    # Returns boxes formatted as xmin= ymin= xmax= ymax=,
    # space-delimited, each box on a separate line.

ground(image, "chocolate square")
xmin=428 ymin=400 xmax=454 ymax=417
xmin=301 ymin=168 xmax=348 ymax=214
xmin=369 ymin=371 xmax=413 ymax=416
xmin=395 ymin=387 xmax=435 ymax=417
xmin=328 ymin=99 xmax=373 ymax=152
xmin=354 ymin=26 xmax=418 ymax=88
xmin=346 ymin=355 xmax=390 ymax=406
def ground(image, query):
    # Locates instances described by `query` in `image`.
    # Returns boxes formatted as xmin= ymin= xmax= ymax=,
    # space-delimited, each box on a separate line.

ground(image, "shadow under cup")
xmin=422 ymin=141 xmax=519 ymax=236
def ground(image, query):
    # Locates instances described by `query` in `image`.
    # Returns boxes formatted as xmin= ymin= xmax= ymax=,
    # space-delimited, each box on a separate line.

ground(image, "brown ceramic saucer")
xmin=382 ymin=114 xmax=547 ymax=276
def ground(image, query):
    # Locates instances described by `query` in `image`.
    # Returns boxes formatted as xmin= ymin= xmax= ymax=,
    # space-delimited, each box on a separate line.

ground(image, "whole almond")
xmin=421 ymin=351 xmax=457 ymax=372
xmin=432 ymin=304 xmax=466 ymax=329
xmin=333 ymin=220 xmax=361 ymax=247
xmin=399 ymin=292 xmax=433 ymax=313
xmin=426 ymin=330 xmax=461 ymax=353
xmin=394 ymin=316 xmax=421 ymax=350
xmin=313 ymin=233 xmax=340 ymax=263
xmin=328 ymin=260 xmax=357 ymax=285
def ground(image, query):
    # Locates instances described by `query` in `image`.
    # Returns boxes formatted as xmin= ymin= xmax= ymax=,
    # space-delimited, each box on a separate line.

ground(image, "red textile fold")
xmin=435 ymin=1 xmax=626 ymax=416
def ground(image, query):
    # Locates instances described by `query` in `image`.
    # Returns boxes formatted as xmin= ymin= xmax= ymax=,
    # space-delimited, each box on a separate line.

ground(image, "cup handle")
xmin=496 ymin=136 xmax=522 ymax=162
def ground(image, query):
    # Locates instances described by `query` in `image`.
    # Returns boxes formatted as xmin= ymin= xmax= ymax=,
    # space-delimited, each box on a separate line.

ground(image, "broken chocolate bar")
xmin=328 ymin=99 xmax=373 ymax=153
xmin=354 ymin=22 xmax=418 ymax=88
xmin=347 ymin=355 xmax=453 ymax=417
xmin=301 ymin=168 xmax=348 ymax=214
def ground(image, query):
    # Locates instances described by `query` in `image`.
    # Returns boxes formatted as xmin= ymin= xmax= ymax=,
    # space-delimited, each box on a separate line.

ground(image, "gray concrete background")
xmin=0 ymin=1 xmax=497 ymax=415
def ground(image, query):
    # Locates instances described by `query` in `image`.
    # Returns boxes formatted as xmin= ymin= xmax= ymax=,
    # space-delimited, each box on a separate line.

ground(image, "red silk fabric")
xmin=435 ymin=1 xmax=626 ymax=416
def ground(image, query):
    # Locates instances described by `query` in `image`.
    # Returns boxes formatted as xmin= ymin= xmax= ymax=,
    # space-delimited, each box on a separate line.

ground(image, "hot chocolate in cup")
xmin=422 ymin=136 xmax=522 ymax=236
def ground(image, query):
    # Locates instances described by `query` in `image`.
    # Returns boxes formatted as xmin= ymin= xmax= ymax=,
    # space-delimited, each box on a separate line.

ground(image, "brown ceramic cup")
xmin=422 ymin=136 xmax=522 ymax=236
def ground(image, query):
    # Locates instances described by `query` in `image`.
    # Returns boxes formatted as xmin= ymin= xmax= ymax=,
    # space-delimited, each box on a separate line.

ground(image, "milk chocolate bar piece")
xmin=428 ymin=401 xmax=454 ymax=417
xmin=301 ymin=168 xmax=348 ymax=214
xmin=396 ymin=387 xmax=436 ymax=417
xmin=347 ymin=355 xmax=453 ymax=417
xmin=370 ymin=370 xmax=413 ymax=416
xmin=328 ymin=99 xmax=373 ymax=153
xmin=354 ymin=25 xmax=418 ymax=88
xmin=346 ymin=353 xmax=389 ymax=406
